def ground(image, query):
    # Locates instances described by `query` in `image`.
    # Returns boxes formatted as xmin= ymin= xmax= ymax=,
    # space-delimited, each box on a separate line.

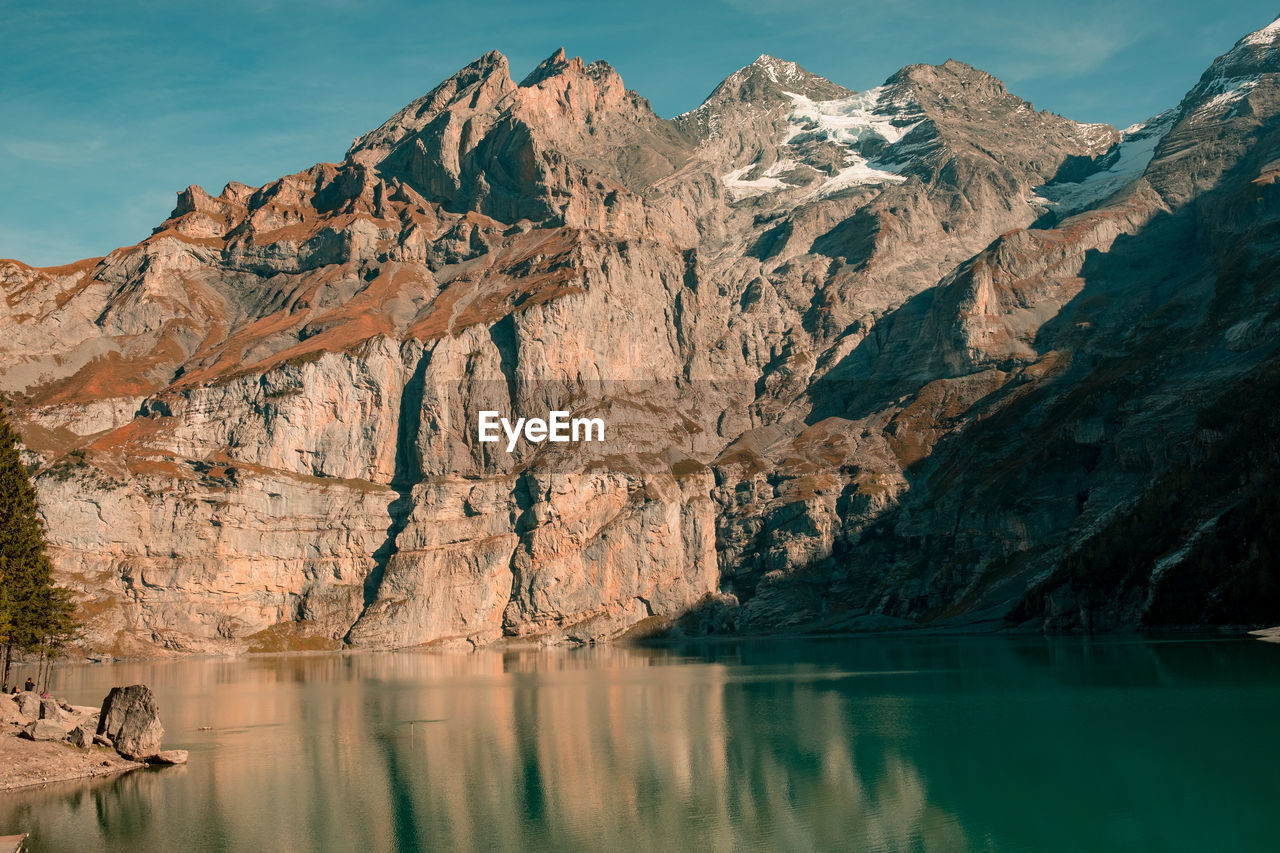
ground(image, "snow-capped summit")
xmin=697 ymin=53 xmax=850 ymax=109
xmin=1239 ymin=15 xmax=1280 ymax=48
xmin=1184 ymin=14 xmax=1280 ymax=120
xmin=745 ymin=55 xmax=807 ymax=86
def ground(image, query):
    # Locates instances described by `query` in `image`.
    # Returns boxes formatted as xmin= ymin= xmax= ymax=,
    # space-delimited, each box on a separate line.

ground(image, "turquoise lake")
xmin=1 ymin=636 xmax=1277 ymax=851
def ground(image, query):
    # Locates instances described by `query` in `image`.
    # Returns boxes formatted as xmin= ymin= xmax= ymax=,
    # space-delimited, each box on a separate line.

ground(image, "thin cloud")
xmin=995 ymin=25 xmax=1137 ymax=80
xmin=3 ymin=138 xmax=107 ymax=165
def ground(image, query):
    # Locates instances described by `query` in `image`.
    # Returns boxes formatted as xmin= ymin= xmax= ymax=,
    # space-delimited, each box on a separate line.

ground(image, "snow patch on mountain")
xmin=718 ymin=86 xmax=919 ymax=199
xmin=1036 ymin=110 xmax=1177 ymax=214
xmin=750 ymin=55 xmax=807 ymax=86
xmin=811 ymin=158 xmax=908 ymax=196
xmin=722 ymin=159 xmax=800 ymax=199
xmin=1200 ymin=77 xmax=1260 ymax=113
xmin=782 ymin=88 xmax=920 ymax=147
xmin=1075 ymin=122 xmax=1117 ymax=150
xmin=1241 ymin=17 xmax=1280 ymax=48
xmin=784 ymin=88 xmax=919 ymax=195
xmin=1182 ymin=16 xmax=1280 ymax=125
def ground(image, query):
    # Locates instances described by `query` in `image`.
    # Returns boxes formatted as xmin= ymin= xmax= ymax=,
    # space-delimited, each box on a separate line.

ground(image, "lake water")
xmin=1 ymin=636 xmax=1277 ymax=852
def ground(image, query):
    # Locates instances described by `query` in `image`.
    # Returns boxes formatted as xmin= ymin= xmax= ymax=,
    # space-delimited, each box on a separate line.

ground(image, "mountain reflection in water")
xmin=2 ymin=637 xmax=1278 ymax=852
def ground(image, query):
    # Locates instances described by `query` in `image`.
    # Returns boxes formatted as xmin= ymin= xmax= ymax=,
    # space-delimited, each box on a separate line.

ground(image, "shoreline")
xmin=41 ymin=623 xmax=1280 ymax=666
xmin=0 ymin=736 xmax=144 ymax=794
xmin=1 ymin=686 xmax=182 ymax=795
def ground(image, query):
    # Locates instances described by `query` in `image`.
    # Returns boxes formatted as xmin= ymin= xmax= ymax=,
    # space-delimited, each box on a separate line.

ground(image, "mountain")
xmin=2 ymin=19 xmax=1279 ymax=655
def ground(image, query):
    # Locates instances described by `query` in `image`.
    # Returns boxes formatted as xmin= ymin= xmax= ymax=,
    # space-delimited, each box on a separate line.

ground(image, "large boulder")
xmin=148 ymin=750 xmax=188 ymax=765
xmin=21 ymin=719 xmax=64 ymax=741
xmin=39 ymin=695 xmax=65 ymax=722
xmin=97 ymin=685 xmax=165 ymax=760
xmin=14 ymin=691 xmax=40 ymax=720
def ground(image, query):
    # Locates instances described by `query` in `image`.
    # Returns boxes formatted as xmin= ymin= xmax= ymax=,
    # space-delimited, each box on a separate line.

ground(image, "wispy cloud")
xmin=994 ymin=20 xmax=1140 ymax=79
xmin=3 ymin=137 xmax=108 ymax=165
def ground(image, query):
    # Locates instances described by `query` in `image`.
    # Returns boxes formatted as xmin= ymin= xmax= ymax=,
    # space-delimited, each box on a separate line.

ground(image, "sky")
xmin=2 ymin=0 xmax=1276 ymax=266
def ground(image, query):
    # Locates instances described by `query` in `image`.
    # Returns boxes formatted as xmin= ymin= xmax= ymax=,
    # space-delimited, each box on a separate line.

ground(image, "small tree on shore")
xmin=0 ymin=404 xmax=76 ymax=691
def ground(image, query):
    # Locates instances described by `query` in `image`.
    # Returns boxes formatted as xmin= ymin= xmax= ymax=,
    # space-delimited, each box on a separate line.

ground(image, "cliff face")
xmin=3 ymin=21 xmax=1280 ymax=654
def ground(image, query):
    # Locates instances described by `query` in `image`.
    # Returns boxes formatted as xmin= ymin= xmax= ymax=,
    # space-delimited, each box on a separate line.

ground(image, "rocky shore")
xmin=0 ymin=685 xmax=185 ymax=793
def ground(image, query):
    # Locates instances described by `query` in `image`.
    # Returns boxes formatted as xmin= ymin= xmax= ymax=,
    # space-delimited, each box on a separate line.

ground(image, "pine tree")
xmin=0 ymin=404 xmax=76 ymax=691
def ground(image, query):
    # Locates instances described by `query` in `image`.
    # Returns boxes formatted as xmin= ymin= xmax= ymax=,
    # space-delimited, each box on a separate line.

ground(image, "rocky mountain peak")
xmin=1215 ymin=15 xmax=1278 ymax=72
xmin=512 ymin=47 xmax=630 ymax=124
xmin=887 ymin=59 xmax=1021 ymax=119
xmin=700 ymin=55 xmax=850 ymax=109
xmin=346 ymin=50 xmax=515 ymax=165
xmin=1235 ymin=15 xmax=1280 ymax=51
xmin=1182 ymin=14 xmax=1280 ymax=114
xmin=519 ymin=47 xmax=580 ymax=86
xmin=746 ymin=55 xmax=815 ymax=86
xmin=1136 ymin=15 xmax=1280 ymax=206
xmin=219 ymin=181 xmax=255 ymax=205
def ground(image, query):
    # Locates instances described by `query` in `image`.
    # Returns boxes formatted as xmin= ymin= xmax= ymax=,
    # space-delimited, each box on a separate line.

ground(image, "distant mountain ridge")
xmin=2 ymin=16 xmax=1279 ymax=654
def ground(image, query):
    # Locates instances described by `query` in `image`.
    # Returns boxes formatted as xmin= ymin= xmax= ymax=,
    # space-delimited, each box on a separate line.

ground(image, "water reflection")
xmin=1 ymin=638 xmax=1277 ymax=852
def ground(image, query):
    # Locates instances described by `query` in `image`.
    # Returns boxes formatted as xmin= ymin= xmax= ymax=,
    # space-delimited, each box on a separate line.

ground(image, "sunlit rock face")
xmin=5 ymin=20 xmax=1280 ymax=653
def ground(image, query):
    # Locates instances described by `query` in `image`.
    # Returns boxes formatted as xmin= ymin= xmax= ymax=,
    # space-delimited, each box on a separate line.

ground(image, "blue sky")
xmin=2 ymin=1 xmax=1276 ymax=265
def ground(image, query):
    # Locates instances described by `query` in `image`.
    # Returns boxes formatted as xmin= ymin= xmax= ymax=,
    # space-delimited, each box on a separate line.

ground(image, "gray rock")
xmin=97 ymin=685 xmax=165 ymax=760
xmin=68 ymin=724 xmax=93 ymax=750
xmin=21 ymin=719 xmax=64 ymax=741
xmin=14 ymin=691 xmax=40 ymax=720
xmin=39 ymin=695 xmax=65 ymax=722
xmin=148 ymin=749 xmax=188 ymax=765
